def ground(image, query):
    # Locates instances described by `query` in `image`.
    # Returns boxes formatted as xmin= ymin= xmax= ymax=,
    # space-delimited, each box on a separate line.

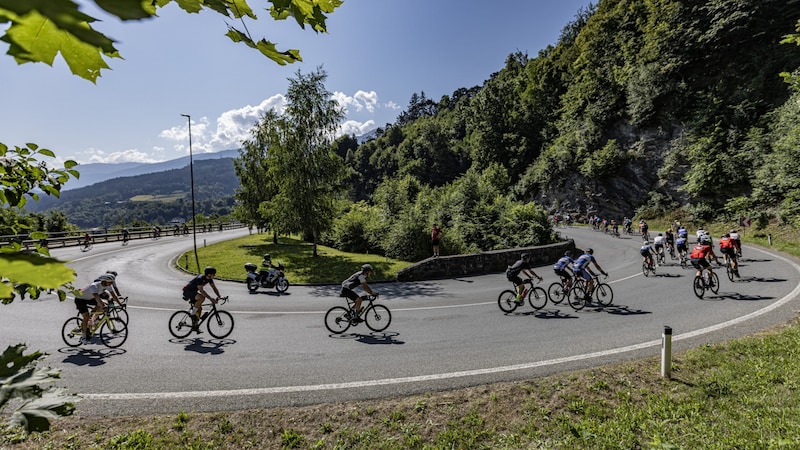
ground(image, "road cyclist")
xmin=182 ymin=266 xmax=224 ymax=334
xmin=676 ymin=233 xmax=689 ymax=268
xmin=665 ymin=228 xmax=676 ymax=259
xmin=339 ymin=264 xmax=378 ymax=323
xmin=640 ymin=240 xmax=657 ymax=276
xmin=689 ymin=235 xmax=721 ymax=293
xmin=95 ymin=270 xmax=129 ymax=324
xmin=719 ymin=232 xmax=741 ymax=279
xmin=571 ymin=248 xmax=608 ymax=303
xmin=653 ymin=233 xmax=666 ymax=265
xmin=730 ymin=229 xmax=743 ymax=257
xmin=505 ymin=253 xmax=543 ymax=305
xmin=548 ymin=250 xmax=575 ymax=303
xmin=72 ymin=274 xmax=121 ymax=345
xmin=121 ymin=228 xmax=130 ymax=245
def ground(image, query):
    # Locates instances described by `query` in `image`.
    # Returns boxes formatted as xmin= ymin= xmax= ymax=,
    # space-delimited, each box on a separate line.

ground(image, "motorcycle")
xmin=244 ymin=261 xmax=289 ymax=293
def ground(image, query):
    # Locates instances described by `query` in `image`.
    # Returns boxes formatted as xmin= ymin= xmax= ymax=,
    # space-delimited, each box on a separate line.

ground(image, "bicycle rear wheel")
xmin=568 ymin=286 xmax=586 ymax=311
xmin=61 ymin=316 xmax=83 ymax=347
xmin=726 ymin=264 xmax=734 ymax=282
xmin=693 ymin=276 xmax=705 ymax=298
xmin=547 ymin=282 xmax=566 ymax=305
xmin=594 ymin=283 xmax=614 ymax=306
xmin=324 ymin=306 xmax=352 ymax=334
xmin=365 ymin=304 xmax=392 ymax=332
xmin=642 ymin=263 xmax=650 ymax=277
xmin=207 ymin=310 xmax=234 ymax=338
xmin=169 ymin=310 xmax=194 ymax=339
xmin=527 ymin=286 xmax=548 ymax=310
xmin=99 ymin=317 xmax=128 ymax=348
xmin=497 ymin=290 xmax=519 ymax=313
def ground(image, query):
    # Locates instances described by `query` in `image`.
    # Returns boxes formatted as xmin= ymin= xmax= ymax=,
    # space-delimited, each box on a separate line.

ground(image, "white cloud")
xmin=338 ymin=119 xmax=376 ymax=137
xmin=85 ymin=148 xmax=162 ymax=164
xmin=384 ymin=101 xmax=402 ymax=110
xmin=333 ymin=90 xmax=378 ymax=114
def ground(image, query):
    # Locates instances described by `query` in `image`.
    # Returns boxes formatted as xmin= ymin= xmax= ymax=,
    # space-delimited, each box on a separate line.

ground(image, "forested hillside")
xmin=338 ymin=0 xmax=800 ymax=227
xmin=27 ymin=159 xmax=238 ymax=228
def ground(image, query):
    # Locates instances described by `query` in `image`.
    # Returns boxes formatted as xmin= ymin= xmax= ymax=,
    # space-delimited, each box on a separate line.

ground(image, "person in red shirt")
xmin=718 ymin=233 xmax=740 ymax=277
xmin=431 ymin=225 xmax=443 ymax=257
xmin=689 ymin=236 xmax=721 ymax=283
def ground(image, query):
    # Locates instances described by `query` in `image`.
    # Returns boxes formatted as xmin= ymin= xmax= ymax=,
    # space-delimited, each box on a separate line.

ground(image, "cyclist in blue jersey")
xmin=572 ymin=248 xmax=608 ymax=301
xmin=553 ymin=251 xmax=575 ymax=290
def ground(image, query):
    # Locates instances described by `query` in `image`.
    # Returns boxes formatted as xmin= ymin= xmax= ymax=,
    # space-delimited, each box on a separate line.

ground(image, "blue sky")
xmin=1 ymin=0 xmax=593 ymax=165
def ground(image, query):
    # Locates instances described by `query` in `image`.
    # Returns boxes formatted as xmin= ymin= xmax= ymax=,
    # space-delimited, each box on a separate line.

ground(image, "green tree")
xmin=0 ymin=0 xmax=343 ymax=82
xmin=250 ymin=68 xmax=346 ymax=256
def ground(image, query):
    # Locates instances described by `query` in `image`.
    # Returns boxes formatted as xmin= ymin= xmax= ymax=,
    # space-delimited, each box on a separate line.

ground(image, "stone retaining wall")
xmin=396 ymin=239 xmax=576 ymax=282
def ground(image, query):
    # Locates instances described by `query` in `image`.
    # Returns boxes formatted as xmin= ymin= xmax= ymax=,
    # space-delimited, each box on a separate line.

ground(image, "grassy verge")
xmin=176 ymin=233 xmax=413 ymax=283
xmin=3 ymin=223 xmax=800 ymax=449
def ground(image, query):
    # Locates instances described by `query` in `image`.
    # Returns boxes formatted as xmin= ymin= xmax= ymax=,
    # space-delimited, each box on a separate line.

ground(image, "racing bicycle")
xmin=570 ymin=273 xmax=614 ymax=308
xmin=169 ymin=296 xmax=233 ymax=338
xmin=497 ymin=278 xmax=547 ymax=313
xmin=62 ymin=307 xmax=128 ymax=348
xmin=692 ymin=269 xmax=720 ymax=299
xmin=325 ymin=293 xmax=391 ymax=334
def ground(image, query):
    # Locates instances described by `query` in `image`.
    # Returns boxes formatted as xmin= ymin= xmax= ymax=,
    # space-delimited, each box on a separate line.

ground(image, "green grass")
xmin=176 ymin=233 xmax=413 ymax=283
xmin=4 ymin=221 xmax=800 ymax=449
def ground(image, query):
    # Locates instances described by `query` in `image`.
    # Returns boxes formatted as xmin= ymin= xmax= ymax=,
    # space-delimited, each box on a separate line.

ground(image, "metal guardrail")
xmin=1 ymin=222 xmax=246 ymax=250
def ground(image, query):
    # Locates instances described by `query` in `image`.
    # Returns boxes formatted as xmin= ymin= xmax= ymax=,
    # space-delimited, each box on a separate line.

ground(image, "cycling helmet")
xmin=106 ymin=270 xmax=118 ymax=277
xmin=644 ymin=240 xmax=650 ymax=245
xmin=700 ymin=236 xmax=711 ymax=244
xmin=730 ymin=229 xmax=737 ymax=233
xmin=658 ymin=233 xmax=663 ymax=236
xmin=361 ymin=264 xmax=374 ymax=272
xmin=564 ymin=251 xmax=572 ymax=257
xmin=586 ymin=248 xmax=594 ymax=255
xmin=263 ymin=253 xmax=271 ymax=260
xmin=97 ymin=274 xmax=114 ymax=282
xmin=724 ymin=233 xmax=730 ymax=237
xmin=204 ymin=266 xmax=217 ymax=275
xmin=520 ymin=253 xmax=530 ymax=260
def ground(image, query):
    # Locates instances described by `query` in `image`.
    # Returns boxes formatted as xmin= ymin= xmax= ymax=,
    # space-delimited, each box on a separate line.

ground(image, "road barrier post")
xmin=661 ymin=325 xmax=672 ymax=378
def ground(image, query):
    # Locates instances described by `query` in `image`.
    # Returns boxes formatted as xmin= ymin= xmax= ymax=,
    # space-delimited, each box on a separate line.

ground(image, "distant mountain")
xmin=63 ymin=148 xmax=241 ymax=190
xmin=28 ymin=158 xmax=240 ymax=228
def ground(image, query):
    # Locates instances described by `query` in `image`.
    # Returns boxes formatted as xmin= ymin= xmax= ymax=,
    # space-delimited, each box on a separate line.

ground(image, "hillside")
xmin=342 ymin=0 xmax=800 ymax=225
xmin=27 ymin=158 xmax=239 ymax=228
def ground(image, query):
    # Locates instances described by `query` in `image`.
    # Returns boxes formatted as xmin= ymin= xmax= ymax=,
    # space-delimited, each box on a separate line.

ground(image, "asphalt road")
xmin=3 ymin=226 xmax=798 ymax=416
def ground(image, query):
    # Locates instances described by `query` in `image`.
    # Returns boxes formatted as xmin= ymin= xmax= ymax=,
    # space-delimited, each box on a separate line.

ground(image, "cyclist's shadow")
xmin=58 ymin=347 xmax=126 ymax=367
xmin=329 ymin=332 xmax=404 ymax=345
xmin=170 ymin=338 xmax=236 ymax=355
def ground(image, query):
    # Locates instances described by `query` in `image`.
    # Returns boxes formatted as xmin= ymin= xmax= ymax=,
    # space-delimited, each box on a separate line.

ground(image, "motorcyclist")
xmin=261 ymin=254 xmax=280 ymax=283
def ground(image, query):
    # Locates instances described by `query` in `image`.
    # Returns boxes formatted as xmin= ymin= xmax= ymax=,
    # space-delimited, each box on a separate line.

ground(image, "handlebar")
xmin=525 ymin=277 xmax=543 ymax=285
xmin=216 ymin=296 xmax=229 ymax=305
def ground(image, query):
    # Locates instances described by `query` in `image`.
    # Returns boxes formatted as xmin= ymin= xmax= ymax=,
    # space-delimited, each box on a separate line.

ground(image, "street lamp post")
xmin=181 ymin=114 xmax=200 ymax=272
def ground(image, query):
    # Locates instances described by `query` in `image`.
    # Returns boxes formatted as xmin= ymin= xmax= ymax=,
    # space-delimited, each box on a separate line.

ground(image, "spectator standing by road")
xmin=431 ymin=224 xmax=443 ymax=257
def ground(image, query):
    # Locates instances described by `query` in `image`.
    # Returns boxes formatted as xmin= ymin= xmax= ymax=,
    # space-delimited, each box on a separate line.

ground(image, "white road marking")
xmin=85 ymin=245 xmax=800 ymax=401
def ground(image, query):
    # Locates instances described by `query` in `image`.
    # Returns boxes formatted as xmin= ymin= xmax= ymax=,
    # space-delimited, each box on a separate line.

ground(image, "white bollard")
xmin=661 ymin=325 xmax=672 ymax=378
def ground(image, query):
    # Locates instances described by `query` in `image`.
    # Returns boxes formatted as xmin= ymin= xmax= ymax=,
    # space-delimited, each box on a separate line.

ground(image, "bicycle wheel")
xmin=527 ymin=286 xmax=548 ymax=310
xmin=710 ymin=272 xmax=720 ymax=294
xmin=693 ymin=276 xmax=705 ymax=299
xmin=726 ymin=264 xmax=734 ymax=282
xmin=365 ymin=304 xmax=392 ymax=332
xmin=594 ymin=283 xmax=614 ymax=306
xmin=324 ymin=306 xmax=352 ymax=334
xmin=168 ymin=310 xmax=194 ymax=339
xmin=497 ymin=290 xmax=519 ymax=313
xmin=99 ymin=317 xmax=128 ymax=348
xmin=207 ymin=310 xmax=234 ymax=338
xmin=61 ymin=316 xmax=83 ymax=347
xmin=568 ymin=286 xmax=586 ymax=311
xmin=642 ymin=263 xmax=650 ymax=277
xmin=548 ymin=282 xmax=566 ymax=304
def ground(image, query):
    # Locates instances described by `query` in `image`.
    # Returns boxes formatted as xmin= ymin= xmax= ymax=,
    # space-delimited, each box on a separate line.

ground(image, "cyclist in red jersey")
xmin=718 ymin=233 xmax=740 ymax=277
xmin=689 ymin=236 xmax=721 ymax=283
